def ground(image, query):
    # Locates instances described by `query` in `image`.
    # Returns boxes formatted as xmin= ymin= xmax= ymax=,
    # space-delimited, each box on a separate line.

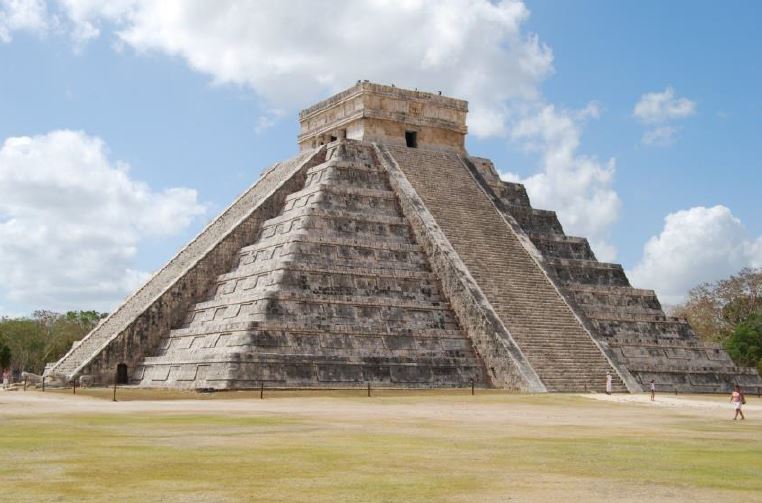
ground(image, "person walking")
xmin=731 ymin=385 xmax=745 ymax=420
xmin=650 ymin=379 xmax=656 ymax=401
xmin=605 ymin=372 xmax=612 ymax=395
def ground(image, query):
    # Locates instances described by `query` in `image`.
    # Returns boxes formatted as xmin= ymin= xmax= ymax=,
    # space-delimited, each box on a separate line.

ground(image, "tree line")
xmin=0 ymin=310 xmax=106 ymax=375
xmin=671 ymin=267 xmax=762 ymax=374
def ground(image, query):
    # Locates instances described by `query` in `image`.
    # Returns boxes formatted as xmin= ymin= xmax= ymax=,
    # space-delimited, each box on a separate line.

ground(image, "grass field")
xmin=1 ymin=389 xmax=760 ymax=502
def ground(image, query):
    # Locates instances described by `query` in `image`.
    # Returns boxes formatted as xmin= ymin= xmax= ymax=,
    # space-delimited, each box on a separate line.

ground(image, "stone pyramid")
xmin=48 ymin=82 xmax=761 ymax=393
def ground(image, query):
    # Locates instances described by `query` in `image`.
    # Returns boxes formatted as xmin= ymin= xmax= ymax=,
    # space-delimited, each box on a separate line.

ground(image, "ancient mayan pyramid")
xmin=48 ymin=82 xmax=761 ymax=393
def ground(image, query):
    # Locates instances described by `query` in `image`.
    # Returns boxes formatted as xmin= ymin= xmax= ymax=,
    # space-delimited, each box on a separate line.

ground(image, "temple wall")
xmin=359 ymin=118 xmax=464 ymax=152
xmin=299 ymin=82 xmax=467 ymax=152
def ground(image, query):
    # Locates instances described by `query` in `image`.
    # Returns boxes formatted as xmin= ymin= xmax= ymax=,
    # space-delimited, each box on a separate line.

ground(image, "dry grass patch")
xmin=1 ymin=391 xmax=760 ymax=502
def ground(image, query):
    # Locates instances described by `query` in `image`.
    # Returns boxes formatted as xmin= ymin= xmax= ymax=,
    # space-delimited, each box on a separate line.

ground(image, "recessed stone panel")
xmin=318 ymin=364 xmax=364 ymax=382
xmin=391 ymin=365 xmax=433 ymax=383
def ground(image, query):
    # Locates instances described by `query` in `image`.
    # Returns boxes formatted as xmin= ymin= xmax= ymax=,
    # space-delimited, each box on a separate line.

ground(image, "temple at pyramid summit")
xmin=48 ymin=82 xmax=761 ymax=393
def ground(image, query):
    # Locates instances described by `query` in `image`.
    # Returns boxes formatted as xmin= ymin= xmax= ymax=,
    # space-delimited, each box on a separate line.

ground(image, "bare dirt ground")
xmin=1 ymin=389 xmax=760 ymax=502
xmin=589 ymin=390 xmax=762 ymax=411
xmin=3 ymin=387 xmax=760 ymax=426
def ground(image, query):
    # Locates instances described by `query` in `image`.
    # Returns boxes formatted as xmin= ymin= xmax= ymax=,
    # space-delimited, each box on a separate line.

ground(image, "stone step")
xmin=592 ymin=318 xmax=695 ymax=339
xmin=580 ymin=309 xmax=668 ymax=322
xmin=240 ymin=233 xmax=422 ymax=255
xmin=305 ymin=163 xmax=391 ymax=191
xmin=525 ymin=233 xmax=596 ymax=261
xmin=492 ymin=180 xmax=531 ymax=208
xmin=157 ymin=330 xmax=479 ymax=351
xmin=274 ymin=254 xmax=431 ymax=273
xmin=517 ymin=349 xmax=610 ymax=357
xmin=191 ymin=311 xmax=459 ymax=331
xmin=233 ymin=245 xmax=431 ymax=271
xmin=137 ymin=360 xmax=486 ymax=389
xmin=220 ymin=261 xmax=431 ymax=290
xmin=217 ymin=262 xmax=435 ymax=284
xmin=281 ymin=188 xmax=401 ymax=219
xmin=565 ymin=283 xmax=658 ymax=297
xmin=285 ymin=183 xmax=396 ymax=203
xmin=570 ymin=293 xmax=663 ymax=312
xmin=143 ymin=351 xmax=483 ymax=366
xmin=189 ymin=289 xmax=450 ymax=312
xmin=306 ymin=159 xmax=384 ymax=175
xmin=545 ymin=258 xmax=630 ymax=287
xmin=503 ymin=206 xmax=565 ymax=235
xmin=257 ymin=220 xmax=413 ymax=246
xmin=182 ymin=303 xmax=458 ymax=331
xmin=262 ymin=206 xmax=408 ymax=230
xmin=168 ymin=320 xmax=466 ymax=339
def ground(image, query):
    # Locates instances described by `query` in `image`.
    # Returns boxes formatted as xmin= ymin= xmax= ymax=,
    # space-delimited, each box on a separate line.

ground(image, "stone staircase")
xmin=136 ymin=141 xmax=485 ymax=389
xmin=384 ymin=146 xmax=626 ymax=392
xmin=468 ymin=156 xmax=762 ymax=393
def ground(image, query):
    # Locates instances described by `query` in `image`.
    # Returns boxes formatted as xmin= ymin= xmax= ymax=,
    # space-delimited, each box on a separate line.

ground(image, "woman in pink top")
xmin=731 ymin=385 xmax=745 ymax=420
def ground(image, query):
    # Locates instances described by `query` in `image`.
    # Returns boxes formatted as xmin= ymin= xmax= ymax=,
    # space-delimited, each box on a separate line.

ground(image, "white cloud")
xmin=502 ymin=103 xmax=620 ymax=261
xmin=0 ymin=130 xmax=206 ymax=312
xmin=628 ymin=206 xmax=762 ymax=304
xmin=633 ymin=87 xmax=696 ymax=123
xmin=254 ymin=115 xmax=276 ymax=135
xmin=52 ymin=0 xmax=553 ymax=137
xmin=641 ymin=125 xmax=678 ymax=147
xmin=633 ymin=86 xmax=695 ymax=147
xmin=0 ymin=0 xmax=49 ymax=42
xmin=254 ymin=109 xmax=285 ymax=135
xmin=55 ymin=0 xmax=133 ymax=41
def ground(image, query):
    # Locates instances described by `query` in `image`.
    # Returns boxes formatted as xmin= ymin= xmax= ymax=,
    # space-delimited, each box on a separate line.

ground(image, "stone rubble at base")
xmin=46 ymin=82 xmax=762 ymax=393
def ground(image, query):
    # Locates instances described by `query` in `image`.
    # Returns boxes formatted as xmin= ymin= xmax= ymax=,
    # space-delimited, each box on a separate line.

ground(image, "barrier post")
xmin=260 ymin=381 xmax=264 ymax=400
xmin=112 ymin=368 xmax=118 ymax=402
xmin=471 ymin=379 xmax=475 ymax=396
xmin=42 ymin=376 xmax=45 ymax=392
xmin=72 ymin=379 xmax=76 ymax=395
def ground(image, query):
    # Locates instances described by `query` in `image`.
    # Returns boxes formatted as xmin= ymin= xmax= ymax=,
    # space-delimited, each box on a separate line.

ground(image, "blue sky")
xmin=0 ymin=0 xmax=760 ymax=315
xmin=524 ymin=0 xmax=762 ymax=262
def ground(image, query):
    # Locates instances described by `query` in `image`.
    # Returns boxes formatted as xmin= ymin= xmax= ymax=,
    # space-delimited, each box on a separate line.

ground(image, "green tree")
xmin=724 ymin=312 xmax=762 ymax=374
xmin=671 ymin=283 xmax=724 ymax=342
xmin=0 ymin=344 xmax=11 ymax=369
xmin=0 ymin=310 xmax=106 ymax=373
xmin=0 ymin=318 xmax=46 ymax=372
xmin=672 ymin=267 xmax=762 ymax=343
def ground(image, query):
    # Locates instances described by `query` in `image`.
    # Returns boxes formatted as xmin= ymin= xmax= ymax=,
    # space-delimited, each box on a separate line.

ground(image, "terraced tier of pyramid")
xmin=47 ymin=82 xmax=761 ymax=393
